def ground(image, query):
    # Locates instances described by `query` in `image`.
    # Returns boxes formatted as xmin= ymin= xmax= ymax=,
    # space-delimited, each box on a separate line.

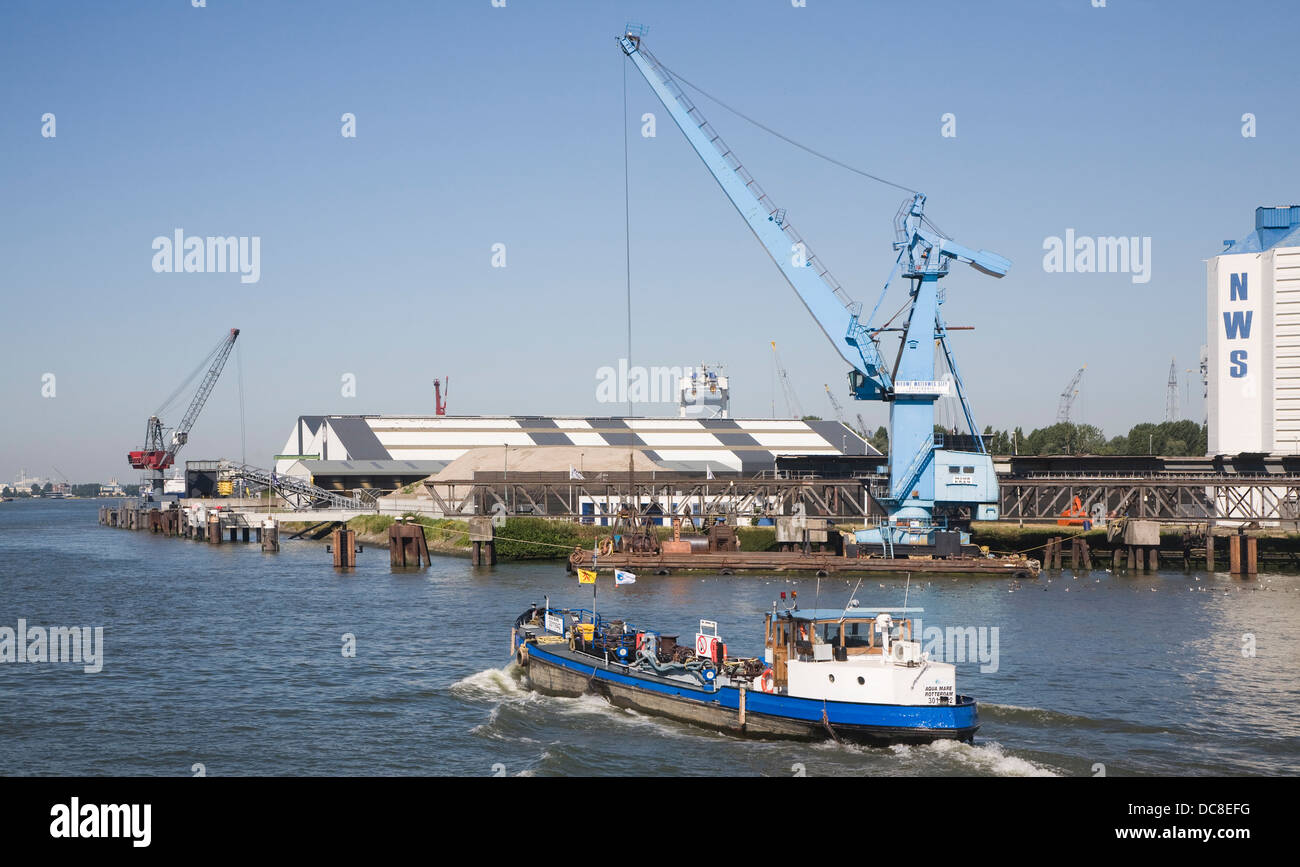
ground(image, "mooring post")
xmin=1246 ymin=535 xmax=1257 ymax=576
xmin=208 ymin=514 xmax=222 ymax=545
xmin=1206 ymin=530 xmax=1215 ymax=571
xmin=261 ymin=520 xmax=279 ymax=552
xmin=469 ymin=517 xmax=494 ymax=567
xmin=1229 ymin=533 xmax=1241 ymax=575
xmin=331 ymin=526 xmax=357 ymax=567
xmin=388 ymin=521 xmax=428 ymax=568
xmin=416 ymin=524 xmax=431 ymax=566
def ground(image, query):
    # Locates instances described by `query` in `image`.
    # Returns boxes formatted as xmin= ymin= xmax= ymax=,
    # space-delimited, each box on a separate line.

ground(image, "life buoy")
xmin=759 ymin=669 xmax=775 ymax=694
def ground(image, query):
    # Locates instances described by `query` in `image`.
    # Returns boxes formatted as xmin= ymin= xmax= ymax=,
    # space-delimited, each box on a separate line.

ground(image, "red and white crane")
xmin=128 ymin=328 xmax=240 ymax=495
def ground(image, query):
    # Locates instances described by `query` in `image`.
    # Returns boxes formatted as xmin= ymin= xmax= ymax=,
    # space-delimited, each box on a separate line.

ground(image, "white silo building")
xmin=1206 ymin=205 xmax=1300 ymax=455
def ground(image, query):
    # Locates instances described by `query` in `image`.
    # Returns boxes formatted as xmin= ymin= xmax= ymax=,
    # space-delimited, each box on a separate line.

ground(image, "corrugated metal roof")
xmin=1222 ymin=205 xmax=1300 ymax=254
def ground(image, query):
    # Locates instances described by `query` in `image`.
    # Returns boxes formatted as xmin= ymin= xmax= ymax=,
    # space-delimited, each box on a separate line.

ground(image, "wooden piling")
xmin=1206 ymin=532 xmax=1215 ymax=571
xmin=1246 ymin=536 xmax=1257 ymax=575
xmin=389 ymin=521 xmax=431 ymax=568
xmin=331 ymin=526 xmax=356 ymax=567
xmin=1229 ymin=534 xmax=1241 ymax=575
xmin=208 ymin=514 xmax=222 ymax=545
xmin=1070 ymin=538 xmax=1091 ymax=572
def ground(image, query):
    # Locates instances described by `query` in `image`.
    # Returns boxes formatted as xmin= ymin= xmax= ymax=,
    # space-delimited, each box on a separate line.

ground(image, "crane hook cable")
xmin=651 ymin=58 xmax=920 ymax=197
xmin=154 ymin=337 xmax=225 ymax=417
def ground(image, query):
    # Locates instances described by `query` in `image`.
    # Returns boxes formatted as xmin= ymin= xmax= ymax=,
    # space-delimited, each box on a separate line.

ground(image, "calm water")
xmin=2 ymin=499 xmax=1297 ymax=777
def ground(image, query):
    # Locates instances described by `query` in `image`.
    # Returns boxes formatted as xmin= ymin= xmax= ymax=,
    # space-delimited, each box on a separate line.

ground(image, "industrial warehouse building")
xmin=275 ymin=415 xmax=877 ymax=491
xmin=1207 ymin=205 xmax=1300 ymax=455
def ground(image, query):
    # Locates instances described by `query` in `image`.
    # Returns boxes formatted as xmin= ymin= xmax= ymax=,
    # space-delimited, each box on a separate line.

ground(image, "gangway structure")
xmin=220 ymin=462 xmax=378 ymax=512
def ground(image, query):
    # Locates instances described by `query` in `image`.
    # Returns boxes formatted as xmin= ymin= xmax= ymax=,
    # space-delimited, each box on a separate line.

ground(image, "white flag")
xmin=569 ymin=466 xmax=585 ymax=480
xmin=615 ymin=569 xmax=636 ymax=586
xmin=705 ymin=465 xmax=714 ymax=480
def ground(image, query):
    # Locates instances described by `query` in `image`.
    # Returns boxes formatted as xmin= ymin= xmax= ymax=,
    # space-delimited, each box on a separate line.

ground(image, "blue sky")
xmin=2 ymin=0 xmax=1296 ymax=482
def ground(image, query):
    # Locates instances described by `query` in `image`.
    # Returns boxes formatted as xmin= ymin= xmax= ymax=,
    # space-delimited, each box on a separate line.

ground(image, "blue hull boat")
xmin=512 ymin=603 xmax=978 ymax=745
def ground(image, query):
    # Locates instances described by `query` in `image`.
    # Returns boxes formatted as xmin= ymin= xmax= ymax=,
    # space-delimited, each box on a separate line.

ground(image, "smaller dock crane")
xmin=434 ymin=377 xmax=449 ymax=416
xmin=771 ymin=342 xmax=803 ymax=418
xmin=1056 ymin=364 xmax=1086 ymax=424
xmin=128 ymin=328 xmax=239 ymax=497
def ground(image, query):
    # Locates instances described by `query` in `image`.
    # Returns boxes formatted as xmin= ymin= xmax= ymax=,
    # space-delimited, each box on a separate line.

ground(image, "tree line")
xmin=861 ymin=419 xmax=1208 ymax=457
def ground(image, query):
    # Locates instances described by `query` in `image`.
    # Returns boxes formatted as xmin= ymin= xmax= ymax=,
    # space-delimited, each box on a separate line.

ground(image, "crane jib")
xmin=619 ymin=35 xmax=879 ymax=390
xmin=129 ymin=328 xmax=240 ymax=473
xmin=619 ymin=30 xmax=1008 ymax=528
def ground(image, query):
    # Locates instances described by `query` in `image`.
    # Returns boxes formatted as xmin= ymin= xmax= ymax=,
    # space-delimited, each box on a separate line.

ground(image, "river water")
xmin=2 ymin=499 xmax=1297 ymax=777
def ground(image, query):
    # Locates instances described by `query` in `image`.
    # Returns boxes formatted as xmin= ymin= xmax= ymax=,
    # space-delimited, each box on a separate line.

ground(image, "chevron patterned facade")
xmin=275 ymin=415 xmax=877 ymax=479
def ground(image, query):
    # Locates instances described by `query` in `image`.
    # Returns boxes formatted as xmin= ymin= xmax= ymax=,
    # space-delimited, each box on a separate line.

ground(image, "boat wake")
xmin=891 ymin=738 xmax=1060 ymax=777
xmin=801 ymin=731 xmax=1060 ymax=776
xmin=449 ymin=664 xmax=533 ymax=703
xmin=451 ymin=665 xmax=730 ymax=743
xmin=980 ymin=702 xmax=1176 ymax=736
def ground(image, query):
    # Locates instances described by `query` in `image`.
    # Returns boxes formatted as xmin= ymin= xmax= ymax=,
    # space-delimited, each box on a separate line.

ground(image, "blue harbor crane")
xmin=619 ymin=29 xmax=1010 ymax=550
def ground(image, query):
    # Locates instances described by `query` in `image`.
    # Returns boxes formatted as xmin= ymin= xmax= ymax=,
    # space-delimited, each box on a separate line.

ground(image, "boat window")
xmin=963 ymin=466 xmax=975 ymax=474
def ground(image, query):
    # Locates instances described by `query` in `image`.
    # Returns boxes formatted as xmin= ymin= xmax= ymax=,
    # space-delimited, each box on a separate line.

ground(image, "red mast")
xmin=434 ymin=377 xmax=448 ymax=416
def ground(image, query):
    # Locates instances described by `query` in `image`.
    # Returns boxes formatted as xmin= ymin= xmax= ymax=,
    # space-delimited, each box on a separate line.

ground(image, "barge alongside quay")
xmin=511 ymin=602 xmax=978 ymax=745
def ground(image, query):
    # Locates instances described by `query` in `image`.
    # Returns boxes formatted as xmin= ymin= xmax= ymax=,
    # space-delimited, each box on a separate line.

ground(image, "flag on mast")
xmin=705 ymin=464 xmax=714 ymax=480
xmin=577 ymin=568 xmax=597 ymax=584
xmin=615 ymin=569 xmax=636 ymax=586
xmin=569 ymin=466 xmax=585 ymax=480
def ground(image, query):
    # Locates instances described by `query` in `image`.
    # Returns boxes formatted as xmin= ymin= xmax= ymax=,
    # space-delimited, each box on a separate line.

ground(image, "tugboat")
xmin=511 ymin=598 xmax=978 ymax=745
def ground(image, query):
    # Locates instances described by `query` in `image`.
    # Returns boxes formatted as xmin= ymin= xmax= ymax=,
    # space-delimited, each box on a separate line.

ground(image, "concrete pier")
xmin=469 ymin=517 xmax=496 ymax=567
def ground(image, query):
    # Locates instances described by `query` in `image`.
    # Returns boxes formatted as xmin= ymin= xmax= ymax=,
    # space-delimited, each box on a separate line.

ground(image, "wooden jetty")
xmin=567 ymin=548 xmax=1039 ymax=579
